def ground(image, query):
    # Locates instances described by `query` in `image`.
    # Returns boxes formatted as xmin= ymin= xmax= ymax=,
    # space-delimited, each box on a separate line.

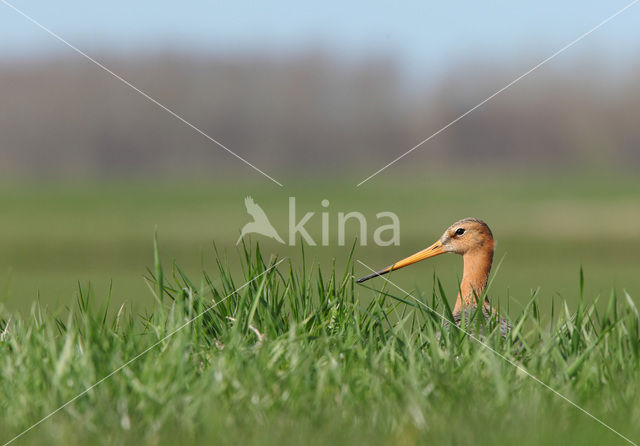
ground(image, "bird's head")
xmin=357 ymin=218 xmax=494 ymax=283
xmin=438 ymin=218 xmax=494 ymax=255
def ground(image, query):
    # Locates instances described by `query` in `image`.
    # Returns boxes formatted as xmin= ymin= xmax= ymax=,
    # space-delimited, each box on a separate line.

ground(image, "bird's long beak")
xmin=357 ymin=240 xmax=446 ymax=283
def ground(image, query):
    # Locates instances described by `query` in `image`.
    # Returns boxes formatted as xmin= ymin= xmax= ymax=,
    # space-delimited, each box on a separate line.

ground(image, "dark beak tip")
xmin=356 ymin=270 xmax=387 ymax=284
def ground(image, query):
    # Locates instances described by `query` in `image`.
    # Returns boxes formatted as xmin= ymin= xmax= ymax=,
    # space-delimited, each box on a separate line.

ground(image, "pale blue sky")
xmin=1 ymin=0 xmax=638 ymax=76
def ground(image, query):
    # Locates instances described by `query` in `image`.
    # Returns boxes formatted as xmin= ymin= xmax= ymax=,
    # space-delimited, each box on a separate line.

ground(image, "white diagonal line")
xmin=356 ymin=0 xmax=640 ymax=187
xmin=1 ymin=258 xmax=287 ymax=446
xmin=0 ymin=0 xmax=284 ymax=187
xmin=356 ymin=260 xmax=638 ymax=446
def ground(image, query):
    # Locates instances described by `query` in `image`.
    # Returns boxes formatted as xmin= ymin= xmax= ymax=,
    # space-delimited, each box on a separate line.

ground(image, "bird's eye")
xmin=455 ymin=228 xmax=465 ymax=236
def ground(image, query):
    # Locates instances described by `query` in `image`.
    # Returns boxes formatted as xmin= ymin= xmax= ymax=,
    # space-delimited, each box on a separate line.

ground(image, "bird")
xmin=357 ymin=218 xmax=511 ymax=338
xmin=236 ymin=196 xmax=285 ymax=245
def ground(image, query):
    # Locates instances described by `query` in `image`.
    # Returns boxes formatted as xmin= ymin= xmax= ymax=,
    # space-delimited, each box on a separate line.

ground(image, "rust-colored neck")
xmin=453 ymin=246 xmax=494 ymax=314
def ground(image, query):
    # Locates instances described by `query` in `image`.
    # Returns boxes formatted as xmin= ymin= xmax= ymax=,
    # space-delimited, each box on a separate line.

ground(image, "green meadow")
xmin=1 ymin=171 xmax=640 ymax=445
xmin=1 ymin=237 xmax=639 ymax=445
xmin=1 ymin=171 xmax=639 ymax=315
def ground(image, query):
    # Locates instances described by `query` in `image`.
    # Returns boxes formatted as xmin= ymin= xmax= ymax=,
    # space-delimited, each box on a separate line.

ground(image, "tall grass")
xmin=0 ymin=242 xmax=639 ymax=445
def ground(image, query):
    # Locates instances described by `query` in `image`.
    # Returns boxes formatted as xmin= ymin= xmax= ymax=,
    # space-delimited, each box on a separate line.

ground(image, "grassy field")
xmin=0 ymin=243 xmax=639 ymax=445
xmin=1 ymin=171 xmax=640 ymax=444
xmin=1 ymin=171 xmax=639 ymax=316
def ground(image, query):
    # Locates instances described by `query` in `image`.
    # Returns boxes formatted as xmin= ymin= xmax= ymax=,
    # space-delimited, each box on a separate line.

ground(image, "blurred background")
xmin=1 ymin=0 xmax=639 ymax=315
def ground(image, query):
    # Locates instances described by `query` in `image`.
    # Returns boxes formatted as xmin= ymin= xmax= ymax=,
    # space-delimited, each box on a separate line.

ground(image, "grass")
xmin=1 ymin=242 xmax=639 ymax=445
xmin=1 ymin=171 xmax=640 ymax=315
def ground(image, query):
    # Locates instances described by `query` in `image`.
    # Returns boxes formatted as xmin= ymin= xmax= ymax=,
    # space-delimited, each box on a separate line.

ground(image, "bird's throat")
xmin=453 ymin=248 xmax=494 ymax=314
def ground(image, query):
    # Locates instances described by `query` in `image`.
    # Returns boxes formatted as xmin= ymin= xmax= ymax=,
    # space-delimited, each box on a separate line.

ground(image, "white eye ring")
xmin=455 ymin=228 xmax=465 ymax=236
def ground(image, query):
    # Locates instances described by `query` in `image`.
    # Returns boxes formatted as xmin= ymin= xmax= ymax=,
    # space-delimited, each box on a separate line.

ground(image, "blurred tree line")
xmin=0 ymin=50 xmax=638 ymax=177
